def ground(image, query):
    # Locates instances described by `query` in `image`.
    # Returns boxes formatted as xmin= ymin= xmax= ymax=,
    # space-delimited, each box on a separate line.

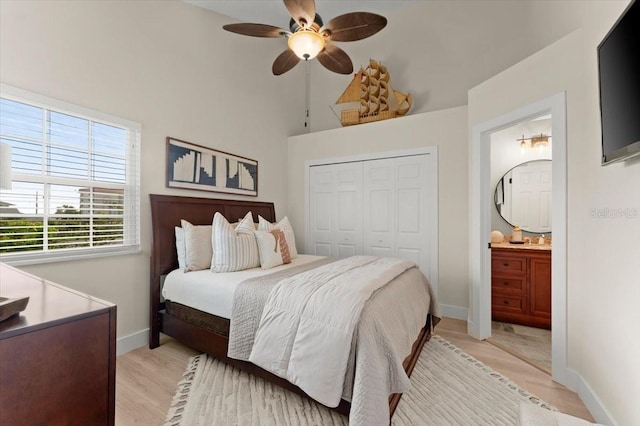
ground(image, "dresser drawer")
xmin=491 ymin=277 xmax=526 ymax=293
xmin=492 ymin=295 xmax=526 ymax=314
xmin=492 ymin=256 xmax=526 ymax=275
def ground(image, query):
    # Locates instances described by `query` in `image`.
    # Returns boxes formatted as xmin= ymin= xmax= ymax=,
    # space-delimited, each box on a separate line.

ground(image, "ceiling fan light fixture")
xmin=288 ymin=30 xmax=325 ymax=60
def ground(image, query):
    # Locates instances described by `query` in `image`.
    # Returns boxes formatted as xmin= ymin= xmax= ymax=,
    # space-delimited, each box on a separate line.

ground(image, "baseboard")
xmin=571 ymin=369 xmax=617 ymax=426
xmin=438 ymin=303 xmax=468 ymax=321
xmin=117 ymin=328 xmax=149 ymax=356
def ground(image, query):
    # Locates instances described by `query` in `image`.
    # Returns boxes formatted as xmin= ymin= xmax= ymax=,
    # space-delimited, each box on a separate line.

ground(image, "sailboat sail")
xmin=335 ymin=59 xmax=412 ymax=126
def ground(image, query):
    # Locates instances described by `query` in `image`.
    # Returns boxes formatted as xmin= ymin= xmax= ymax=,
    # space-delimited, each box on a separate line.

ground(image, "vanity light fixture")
xmin=517 ymin=133 xmax=551 ymax=154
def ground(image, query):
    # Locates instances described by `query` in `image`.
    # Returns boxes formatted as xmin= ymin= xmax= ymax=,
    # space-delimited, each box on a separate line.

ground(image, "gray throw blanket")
xmin=227 ymin=257 xmax=335 ymax=360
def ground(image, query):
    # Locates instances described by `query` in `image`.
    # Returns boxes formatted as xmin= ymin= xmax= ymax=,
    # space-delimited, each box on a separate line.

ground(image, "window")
xmin=0 ymin=84 xmax=140 ymax=264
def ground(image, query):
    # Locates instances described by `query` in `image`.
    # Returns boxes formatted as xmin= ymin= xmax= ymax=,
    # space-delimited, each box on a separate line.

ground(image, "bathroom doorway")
xmin=488 ymin=115 xmax=553 ymax=373
xmin=469 ymin=92 xmax=571 ymax=386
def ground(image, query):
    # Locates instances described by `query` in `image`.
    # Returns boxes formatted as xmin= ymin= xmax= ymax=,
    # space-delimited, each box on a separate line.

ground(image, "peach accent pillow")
xmin=255 ymin=229 xmax=291 ymax=269
xmin=257 ymin=215 xmax=298 ymax=258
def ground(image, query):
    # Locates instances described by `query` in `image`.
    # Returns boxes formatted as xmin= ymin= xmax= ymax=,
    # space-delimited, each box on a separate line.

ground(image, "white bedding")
xmin=162 ymin=254 xmax=323 ymax=319
xmin=248 ymin=256 xmax=416 ymax=407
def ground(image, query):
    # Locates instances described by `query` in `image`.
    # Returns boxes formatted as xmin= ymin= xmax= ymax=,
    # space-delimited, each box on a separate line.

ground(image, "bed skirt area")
xmin=165 ymin=301 xmax=230 ymax=338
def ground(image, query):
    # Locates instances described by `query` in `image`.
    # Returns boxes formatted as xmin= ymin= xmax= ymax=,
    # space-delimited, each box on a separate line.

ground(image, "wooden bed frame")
xmin=149 ymin=194 xmax=435 ymax=418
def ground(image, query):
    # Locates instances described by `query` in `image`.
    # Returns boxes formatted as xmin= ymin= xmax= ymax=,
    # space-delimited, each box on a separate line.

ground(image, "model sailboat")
xmin=335 ymin=59 xmax=412 ymax=126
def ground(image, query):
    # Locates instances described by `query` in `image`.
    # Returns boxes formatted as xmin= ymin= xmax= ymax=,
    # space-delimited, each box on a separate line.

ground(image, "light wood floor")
xmin=115 ymin=317 xmax=594 ymax=425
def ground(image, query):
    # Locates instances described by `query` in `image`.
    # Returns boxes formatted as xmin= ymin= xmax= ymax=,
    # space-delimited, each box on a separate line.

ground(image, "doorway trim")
xmin=468 ymin=92 xmax=575 ymax=388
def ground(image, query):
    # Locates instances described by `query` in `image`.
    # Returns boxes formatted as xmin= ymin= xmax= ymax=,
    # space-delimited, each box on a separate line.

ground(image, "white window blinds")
xmin=0 ymin=84 xmax=140 ymax=264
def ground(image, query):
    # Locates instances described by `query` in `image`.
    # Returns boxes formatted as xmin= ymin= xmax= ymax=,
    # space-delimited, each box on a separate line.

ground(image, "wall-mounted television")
xmin=598 ymin=0 xmax=640 ymax=165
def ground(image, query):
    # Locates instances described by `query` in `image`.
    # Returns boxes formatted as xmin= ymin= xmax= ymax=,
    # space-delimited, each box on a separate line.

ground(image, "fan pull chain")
xmin=304 ymin=60 xmax=311 ymax=132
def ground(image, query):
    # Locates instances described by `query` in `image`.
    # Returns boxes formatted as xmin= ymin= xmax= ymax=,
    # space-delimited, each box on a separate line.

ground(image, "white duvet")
xmin=248 ymin=256 xmax=415 ymax=408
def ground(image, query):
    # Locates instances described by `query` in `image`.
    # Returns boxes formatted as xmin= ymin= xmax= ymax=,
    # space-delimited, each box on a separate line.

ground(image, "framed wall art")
xmin=166 ymin=137 xmax=258 ymax=196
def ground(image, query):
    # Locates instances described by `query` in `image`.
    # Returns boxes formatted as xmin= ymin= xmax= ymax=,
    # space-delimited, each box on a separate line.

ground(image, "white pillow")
xmin=181 ymin=220 xmax=213 ymax=272
xmin=175 ymin=226 xmax=186 ymax=270
xmin=257 ymin=215 xmax=298 ymax=258
xmin=255 ymin=229 xmax=292 ymax=269
xmin=211 ymin=211 xmax=260 ymax=272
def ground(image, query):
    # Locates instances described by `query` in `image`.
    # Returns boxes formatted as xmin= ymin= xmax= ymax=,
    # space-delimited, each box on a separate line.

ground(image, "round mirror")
xmin=494 ymin=160 xmax=552 ymax=234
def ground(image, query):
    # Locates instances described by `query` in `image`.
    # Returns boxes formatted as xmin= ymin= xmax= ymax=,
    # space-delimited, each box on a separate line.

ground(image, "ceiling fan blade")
xmin=321 ymin=12 xmax=387 ymax=42
xmin=283 ymin=0 xmax=316 ymax=29
xmin=223 ymin=23 xmax=288 ymax=38
xmin=272 ymin=49 xmax=301 ymax=75
xmin=316 ymin=44 xmax=354 ymax=75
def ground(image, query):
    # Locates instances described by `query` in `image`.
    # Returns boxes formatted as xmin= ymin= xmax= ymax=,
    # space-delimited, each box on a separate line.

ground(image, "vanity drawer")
xmin=492 ymin=256 xmax=526 ymax=275
xmin=492 ymin=295 xmax=526 ymax=314
xmin=491 ymin=277 xmax=526 ymax=293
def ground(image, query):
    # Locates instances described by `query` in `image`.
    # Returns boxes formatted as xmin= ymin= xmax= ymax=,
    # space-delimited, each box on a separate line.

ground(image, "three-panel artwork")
xmin=166 ymin=137 xmax=258 ymax=196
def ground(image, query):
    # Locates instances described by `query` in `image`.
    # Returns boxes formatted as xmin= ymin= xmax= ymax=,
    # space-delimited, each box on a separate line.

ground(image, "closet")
xmin=306 ymin=149 xmax=438 ymax=291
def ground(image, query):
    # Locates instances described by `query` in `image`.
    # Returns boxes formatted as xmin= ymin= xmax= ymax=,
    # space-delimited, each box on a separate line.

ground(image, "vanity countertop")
xmin=491 ymin=241 xmax=551 ymax=251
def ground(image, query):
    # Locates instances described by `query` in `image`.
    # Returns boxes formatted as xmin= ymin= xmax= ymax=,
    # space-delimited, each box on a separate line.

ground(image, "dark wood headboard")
xmin=148 ymin=194 xmax=276 ymax=347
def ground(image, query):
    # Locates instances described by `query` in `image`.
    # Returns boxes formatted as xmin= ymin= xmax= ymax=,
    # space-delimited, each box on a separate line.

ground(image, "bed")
xmin=149 ymin=194 xmax=439 ymax=423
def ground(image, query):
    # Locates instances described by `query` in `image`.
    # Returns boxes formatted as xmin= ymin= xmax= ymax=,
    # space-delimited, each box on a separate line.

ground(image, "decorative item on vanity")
xmin=510 ymin=225 xmax=523 ymax=244
xmin=335 ymin=59 xmax=412 ymax=126
xmin=222 ymin=0 xmax=387 ymax=75
xmin=538 ymin=234 xmax=546 ymax=245
xmin=490 ymin=230 xmax=505 ymax=243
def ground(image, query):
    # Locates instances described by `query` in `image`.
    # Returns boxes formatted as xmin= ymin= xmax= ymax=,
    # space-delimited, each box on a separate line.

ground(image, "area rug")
xmin=165 ymin=336 xmax=555 ymax=426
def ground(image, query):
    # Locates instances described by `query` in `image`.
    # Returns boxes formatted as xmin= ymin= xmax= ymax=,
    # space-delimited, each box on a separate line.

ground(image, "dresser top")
xmin=0 ymin=263 xmax=115 ymax=338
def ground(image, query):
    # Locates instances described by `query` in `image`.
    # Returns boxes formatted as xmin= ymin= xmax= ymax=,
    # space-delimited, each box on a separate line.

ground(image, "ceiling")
xmin=183 ymin=1 xmax=421 ymax=27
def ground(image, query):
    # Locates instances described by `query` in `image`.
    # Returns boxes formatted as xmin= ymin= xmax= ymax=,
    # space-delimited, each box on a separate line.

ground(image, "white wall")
xmin=288 ymin=106 xmax=469 ymax=314
xmin=305 ymin=0 xmax=582 ymax=134
xmin=0 ymin=0 xmax=303 ymax=340
xmin=468 ymin=1 xmax=639 ymax=424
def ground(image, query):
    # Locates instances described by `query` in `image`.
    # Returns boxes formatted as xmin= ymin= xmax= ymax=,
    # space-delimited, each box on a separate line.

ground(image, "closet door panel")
xmin=309 ymin=166 xmax=335 ymax=256
xmin=363 ymin=159 xmax=395 ymax=255
xmin=314 ymin=242 xmax=333 ymax=257
xmin=334 ymin=163 xmax=363 ymax=258
xmin=396 ymin=248 xmax=421 ymax=265
xmin=395 ymin=155 xmax=431 ymax=275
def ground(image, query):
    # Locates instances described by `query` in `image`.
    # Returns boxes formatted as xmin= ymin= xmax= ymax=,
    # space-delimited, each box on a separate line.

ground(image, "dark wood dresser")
xmin=0 ymin=263 xmax=116 ymax=425
xmin=491 ymin=244 xmax=551 ymax=329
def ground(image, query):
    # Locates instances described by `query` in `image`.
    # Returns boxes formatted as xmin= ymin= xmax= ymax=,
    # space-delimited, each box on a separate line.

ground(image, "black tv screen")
xmin=598 ymin=0 xmax=640 ymax=165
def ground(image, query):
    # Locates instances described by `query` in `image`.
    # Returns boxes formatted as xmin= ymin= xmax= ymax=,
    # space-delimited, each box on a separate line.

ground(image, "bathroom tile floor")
xmin=487 ymin=321 xmax=552 ymax=374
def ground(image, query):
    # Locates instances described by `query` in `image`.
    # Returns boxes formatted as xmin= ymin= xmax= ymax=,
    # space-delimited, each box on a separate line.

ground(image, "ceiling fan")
xmin=222 ymin=0 xmax=387 ymax=76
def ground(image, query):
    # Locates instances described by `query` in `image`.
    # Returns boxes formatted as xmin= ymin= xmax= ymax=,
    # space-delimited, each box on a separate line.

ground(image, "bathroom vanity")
xmin=491 ymin=243 xmax=551 ymax=329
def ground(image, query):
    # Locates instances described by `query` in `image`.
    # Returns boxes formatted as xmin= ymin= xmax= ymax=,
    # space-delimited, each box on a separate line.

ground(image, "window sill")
xmin=0 ymin=245 xmax=141 ymax=266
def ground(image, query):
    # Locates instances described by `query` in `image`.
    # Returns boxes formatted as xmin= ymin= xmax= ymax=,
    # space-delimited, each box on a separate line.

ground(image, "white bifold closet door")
xmin=308 ymin=154 xmax=434 ymax=280
xmin=363 ymin=155 xmax=431 ymax=274
xmin=308 ymin=162 xmax=363 ymax=258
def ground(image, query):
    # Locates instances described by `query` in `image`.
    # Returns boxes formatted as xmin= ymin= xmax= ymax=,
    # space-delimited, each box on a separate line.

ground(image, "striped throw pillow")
xmin=211 ymin=211 xmax=260 ymax=272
